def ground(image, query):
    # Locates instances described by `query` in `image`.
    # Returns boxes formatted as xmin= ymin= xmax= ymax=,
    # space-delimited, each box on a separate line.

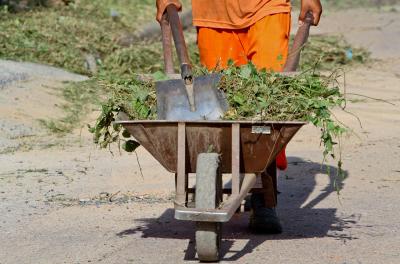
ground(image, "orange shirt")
xmin=191 ymin=0 xmax=291 ymax=29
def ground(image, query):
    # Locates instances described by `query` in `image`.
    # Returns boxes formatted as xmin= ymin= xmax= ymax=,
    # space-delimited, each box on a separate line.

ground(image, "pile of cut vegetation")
xmin=90 ymin=63 xmax=347 ymax=183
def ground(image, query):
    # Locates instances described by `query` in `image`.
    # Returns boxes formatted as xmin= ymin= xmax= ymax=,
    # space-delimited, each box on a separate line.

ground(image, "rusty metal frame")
xmin=175 ymin=122 xmax=187 ymax=207
xmin=174 ymin=123 xmax=257 ymax=222
xmin=174 ymin=174 xmax=256 ymax=222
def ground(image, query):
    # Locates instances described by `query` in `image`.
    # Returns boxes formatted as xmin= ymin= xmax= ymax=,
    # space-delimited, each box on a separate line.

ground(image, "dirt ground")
xmin=1 ymin=7 xmax=400 ymax=264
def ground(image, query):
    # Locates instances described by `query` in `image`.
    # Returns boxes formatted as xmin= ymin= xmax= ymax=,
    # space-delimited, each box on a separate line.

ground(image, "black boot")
xmin=249 ymin=193 xmax=282 ymax=234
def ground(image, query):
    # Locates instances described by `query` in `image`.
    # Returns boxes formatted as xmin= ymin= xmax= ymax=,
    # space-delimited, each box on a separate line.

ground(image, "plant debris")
xmin=90 ymin=63 xmax=347 ymax=185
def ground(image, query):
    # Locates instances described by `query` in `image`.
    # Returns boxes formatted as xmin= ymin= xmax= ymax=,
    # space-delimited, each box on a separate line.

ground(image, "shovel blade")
xmin=156 ymin=73 xmax=228 ymax=120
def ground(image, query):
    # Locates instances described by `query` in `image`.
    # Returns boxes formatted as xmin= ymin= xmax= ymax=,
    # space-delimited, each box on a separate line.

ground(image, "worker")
xmin=156 ymin=0 xmax=322 ymax=234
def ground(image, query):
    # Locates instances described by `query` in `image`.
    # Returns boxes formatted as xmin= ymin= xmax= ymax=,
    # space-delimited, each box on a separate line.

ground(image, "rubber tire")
xmin=195 ymin=153 xmax=222 ymax=262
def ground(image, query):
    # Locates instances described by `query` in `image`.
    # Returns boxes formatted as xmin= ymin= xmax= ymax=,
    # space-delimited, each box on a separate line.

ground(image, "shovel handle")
xmin=283 ymin=12 xmax=314 ymax=72
xmin=166 ymin=4 xmax=193 ymax=83
xmin=160 ymin=13 xmax=175 ymax=74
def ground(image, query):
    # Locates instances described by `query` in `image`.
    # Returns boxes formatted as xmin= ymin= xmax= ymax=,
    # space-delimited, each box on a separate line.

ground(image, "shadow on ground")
xmin=117 ymin=157 xmax=357 ymax=261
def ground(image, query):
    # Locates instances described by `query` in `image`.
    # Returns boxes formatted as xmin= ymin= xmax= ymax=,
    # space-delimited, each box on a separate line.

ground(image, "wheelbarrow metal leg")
xmin=175 ymin=175 xmax=257 ymax=222
xmin=232 ymin=123 xmax=240 ymax=196
xmin=175 ymin=122 xmax=187 ymax=206
xmin=175 ymin=122 xmax=258 ymax=222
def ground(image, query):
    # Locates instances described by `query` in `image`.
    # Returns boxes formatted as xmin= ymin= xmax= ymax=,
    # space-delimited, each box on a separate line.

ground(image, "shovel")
xmin=156 ymin=5 xmax=228 ymax=120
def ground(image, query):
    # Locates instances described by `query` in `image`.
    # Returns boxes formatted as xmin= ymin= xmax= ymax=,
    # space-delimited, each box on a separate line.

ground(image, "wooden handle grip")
xmin=160 ymin=13 xmax=174 ymax=74
xmin=283 ymin=12 xmax=314 ymax=72
xmin=166 ymin=4 xmax=192 ymax=81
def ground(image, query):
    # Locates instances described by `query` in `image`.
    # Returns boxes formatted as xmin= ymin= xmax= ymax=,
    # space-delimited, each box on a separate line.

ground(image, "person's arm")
xmin=298 ymin=0 xmax=322 ymax=26
xmin=156 ymin=0 xmax=182 ymax=22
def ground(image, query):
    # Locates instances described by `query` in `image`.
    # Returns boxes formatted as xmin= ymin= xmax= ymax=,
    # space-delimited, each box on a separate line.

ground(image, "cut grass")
xmin=0 ymin=0 xmax=156 ymax=75
xmin=0 ymin=1 xmax=369 ymax=134
xmin=38 ymin=79 xmax=102 ymax=133
xmin=300 ymin=35 xmax=370 ymax=70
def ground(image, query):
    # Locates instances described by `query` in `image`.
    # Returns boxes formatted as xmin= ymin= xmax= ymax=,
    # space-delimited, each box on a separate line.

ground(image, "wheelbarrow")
xmin=116 ymin=6 xmax=313 ymax=262
xmin=115 ymin=119 xmax=305 ymax=261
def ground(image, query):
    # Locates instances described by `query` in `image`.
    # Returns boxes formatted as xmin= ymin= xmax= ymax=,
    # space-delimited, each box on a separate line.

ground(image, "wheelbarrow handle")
xmin=160 ymin=12 xmax=175 ymax=74
xmin=283 ymin=12 xmax=314 ymax=72
xmin=166 ymin=4 xmax=193 ymax=84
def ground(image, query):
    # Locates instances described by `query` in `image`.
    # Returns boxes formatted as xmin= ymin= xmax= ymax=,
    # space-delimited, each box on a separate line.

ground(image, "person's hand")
xmin=299 ymin=0 xmax=322 ymax=26
xmin=156 ymin=0 xmax=182 ymax=22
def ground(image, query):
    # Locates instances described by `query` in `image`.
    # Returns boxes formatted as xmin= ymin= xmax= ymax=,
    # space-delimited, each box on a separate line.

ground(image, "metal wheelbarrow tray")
xmin=116 ymin=118 xmax=305 ymax=261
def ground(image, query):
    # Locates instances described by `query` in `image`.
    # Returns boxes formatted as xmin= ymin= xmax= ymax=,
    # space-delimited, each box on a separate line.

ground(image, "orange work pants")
xmin=197 ymin=13 xmax=291 ymax=72
xmin=197 ymin=13 xmax=291 ymax=207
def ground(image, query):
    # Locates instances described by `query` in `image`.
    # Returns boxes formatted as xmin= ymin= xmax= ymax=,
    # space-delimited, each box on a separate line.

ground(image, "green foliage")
xmin=122 ymin=140 xmax=140 ymax=152
xmin=88 ymin=77 xmax=156 ymax=147
xmin=90 ymin=63 xmax=347 ymax=183
xmin=221 ymin=63 xmax=346 ymax=177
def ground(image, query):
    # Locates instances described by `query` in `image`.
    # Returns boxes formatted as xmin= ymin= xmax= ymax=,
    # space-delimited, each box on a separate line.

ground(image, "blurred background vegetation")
xmin=0 ymin=0 xmax=372 ymax=75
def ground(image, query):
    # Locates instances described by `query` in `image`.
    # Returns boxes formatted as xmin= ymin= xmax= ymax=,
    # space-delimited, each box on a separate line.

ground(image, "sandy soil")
xmin=1 ymin=7 xmax=400 ymax=264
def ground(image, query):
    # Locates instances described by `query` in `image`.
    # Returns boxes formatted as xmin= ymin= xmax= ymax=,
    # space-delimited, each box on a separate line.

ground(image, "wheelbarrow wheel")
xmin=196 ymin=222 xmax=222 ymax=262
xmin=195 ymin=153 xmax=222 ymax=262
